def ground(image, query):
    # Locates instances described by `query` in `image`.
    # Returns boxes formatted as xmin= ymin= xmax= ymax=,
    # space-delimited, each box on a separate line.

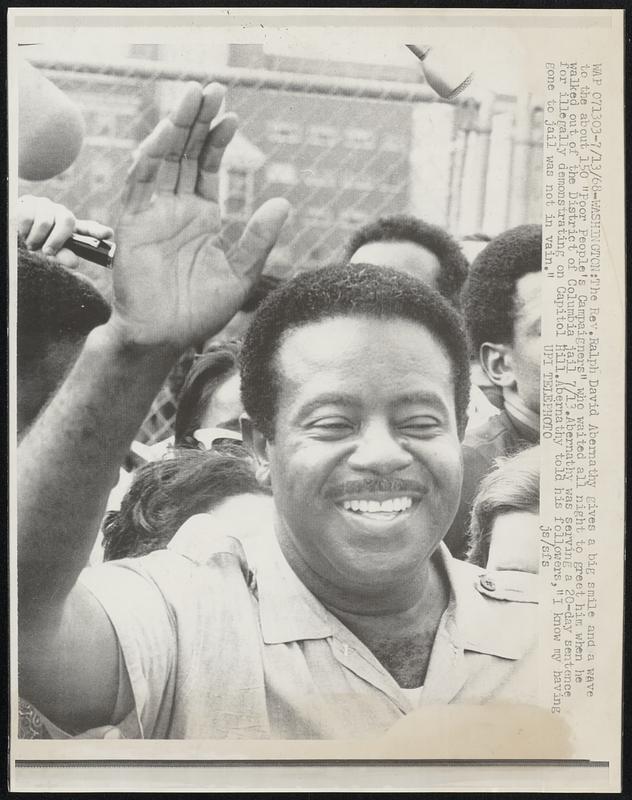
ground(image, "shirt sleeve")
xmin=77 ymin=554 xmax=180 ymax=738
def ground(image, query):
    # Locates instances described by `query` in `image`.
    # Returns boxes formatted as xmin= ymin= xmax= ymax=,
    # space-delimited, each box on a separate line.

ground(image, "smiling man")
xmin=18 ymin=83 xmax=539 ymax=740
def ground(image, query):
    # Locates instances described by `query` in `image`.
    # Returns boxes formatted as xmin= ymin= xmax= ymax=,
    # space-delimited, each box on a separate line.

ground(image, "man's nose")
xmin=347 ymin=421 xmax=414 ymax=474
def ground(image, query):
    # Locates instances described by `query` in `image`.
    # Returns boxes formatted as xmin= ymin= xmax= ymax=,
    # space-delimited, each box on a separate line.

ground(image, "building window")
xmin=266 ymin=162 xmax=298 ymax=185
xmin=267 ymin=121 xmax=302 ymax=145
xmin=344 ymin=128 xmax=376 ymax=150
xmin=89 ymin=157 xmax=111 ymax=189
xmin=223 ymin=168 xmax=253 ymax=220
xmin=303 ymin=206 xmax=333 ymax=226
xmin=340 ymin=170 xmax=374 ymax=193
xmin=302 ymin=169 xmax=336 ymax=188
xmin=339 ymin=209 xmax=370 ymax=228
xmin=306 ymin=125 xmax=338 ymax=148
xmin=92 ymin=113 xmax=117 ymax=139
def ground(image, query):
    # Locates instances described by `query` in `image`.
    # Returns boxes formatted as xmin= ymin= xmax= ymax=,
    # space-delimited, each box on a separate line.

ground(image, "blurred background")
xmin=19 ymin=38 xmax=544 ymax=295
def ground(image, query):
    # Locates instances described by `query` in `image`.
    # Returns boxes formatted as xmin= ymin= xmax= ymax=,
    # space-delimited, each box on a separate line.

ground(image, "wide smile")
xmin=334 ymin=495 xmax=418 ymax=528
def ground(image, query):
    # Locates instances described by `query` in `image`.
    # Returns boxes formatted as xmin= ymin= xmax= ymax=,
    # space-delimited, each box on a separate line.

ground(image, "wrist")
xmin=95 ymin=316 xmax=183 ymax=360
xmin=88 ymin=322 xmax=182 ymax=370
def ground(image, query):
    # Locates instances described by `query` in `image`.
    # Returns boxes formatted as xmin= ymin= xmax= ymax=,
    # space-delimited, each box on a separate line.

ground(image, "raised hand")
xmin=17 ymin=194 xmax=114 ymax=269
xmin=110 ymin=82 xmax=290 ymax=351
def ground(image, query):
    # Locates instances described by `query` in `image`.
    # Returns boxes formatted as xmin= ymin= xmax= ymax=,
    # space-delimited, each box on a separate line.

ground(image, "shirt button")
xmin=480 ymin=574 xmax=496 ymax=591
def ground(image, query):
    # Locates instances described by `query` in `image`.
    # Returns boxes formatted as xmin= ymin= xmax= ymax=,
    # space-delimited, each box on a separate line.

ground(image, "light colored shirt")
xmin=76 ymin=512 xmax=540 ymax=740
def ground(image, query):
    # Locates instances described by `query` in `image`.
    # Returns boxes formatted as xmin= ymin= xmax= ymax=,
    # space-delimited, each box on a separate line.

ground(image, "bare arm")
xmin=18 ymin=81 xmax=289 ymax=730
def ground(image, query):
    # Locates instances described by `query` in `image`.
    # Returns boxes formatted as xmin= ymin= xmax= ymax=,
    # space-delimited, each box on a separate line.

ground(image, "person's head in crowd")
xmin=17 ymin=241 xmax=110 ymax=436
xmin=462 ymin=224 xmax=542 ymax=416
xmin=345 ymin=214 xmax=468 ymax=307
xmin=174 ymin=341 xmax=243 ymax=448
xmin=211 ymin=274 xmax=284 ymax=344
xmin=102 ymin=447 xmax=270 ymax=561
xmin=240 ymin=262 xmax=470 ymax=591
xmin=467 ymin=445 xmax=540 ymax=572
xmin=18 ymin=55 xmax=85 ymax=181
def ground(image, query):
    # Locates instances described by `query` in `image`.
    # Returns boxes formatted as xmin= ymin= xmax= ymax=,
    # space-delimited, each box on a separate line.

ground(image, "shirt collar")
xmin=175 ymin=501 xmax=536 ymax=662
xmin=503 ymin=388 xmax=540 ymax=442
xmin=249 ymin=534 xmax=535 ymax=661
xmin=245 ymin=533 xmax=334 ymax=645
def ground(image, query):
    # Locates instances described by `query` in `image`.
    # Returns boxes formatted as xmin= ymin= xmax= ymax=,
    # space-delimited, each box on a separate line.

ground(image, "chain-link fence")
xmin=20 ymin=46 xmax=544 ymax=443
xmin=22 ymin=47 xmax=543 ymax=286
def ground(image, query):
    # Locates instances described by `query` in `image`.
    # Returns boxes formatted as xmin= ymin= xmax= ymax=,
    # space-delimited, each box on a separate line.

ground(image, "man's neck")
xmin=275 ymin=520 xmax=446 ymax=620
xmin=274 ymin=520 xmax=451 ymax=687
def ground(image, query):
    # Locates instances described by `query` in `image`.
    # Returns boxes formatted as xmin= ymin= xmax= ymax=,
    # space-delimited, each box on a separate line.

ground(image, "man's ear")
xmin=240 ymin=414 xmax=272 ymax=488
xmin=480 ymin=342 xmax=517 ymax=390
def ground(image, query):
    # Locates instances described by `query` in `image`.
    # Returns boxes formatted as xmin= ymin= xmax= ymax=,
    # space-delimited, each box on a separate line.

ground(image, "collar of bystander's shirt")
xmin=456 ymin=560 xmax=541 ymax=660
xmin=503 ymin=387 xmax=540 ymax=442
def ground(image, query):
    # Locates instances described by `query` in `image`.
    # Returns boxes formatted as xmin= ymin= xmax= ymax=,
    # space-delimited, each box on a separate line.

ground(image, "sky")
xmin=11 ymin=10 xmax=566 ymax=101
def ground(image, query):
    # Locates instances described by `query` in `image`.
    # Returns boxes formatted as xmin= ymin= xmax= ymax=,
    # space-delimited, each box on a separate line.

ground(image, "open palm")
xmin=111 ymin=82 xmax=289 ymax=350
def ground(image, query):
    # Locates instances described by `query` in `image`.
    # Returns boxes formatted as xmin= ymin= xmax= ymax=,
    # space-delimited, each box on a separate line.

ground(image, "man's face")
xmin=349 ymin=241 xmax=442 ymax=290
xmin=509 ymin=272 xmax=542 ymax=414
xmin=263 ymin=315 xmax=463 ymax=591
xmin=198 ymin=371 xmax=243 ymax=432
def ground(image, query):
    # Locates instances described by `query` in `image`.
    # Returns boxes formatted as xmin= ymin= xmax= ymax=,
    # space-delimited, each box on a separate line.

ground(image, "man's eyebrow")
xmin=297 ymin=394 xmax=358 ymax=417
xmin=395 ymin=391 xmax=451 ymax=410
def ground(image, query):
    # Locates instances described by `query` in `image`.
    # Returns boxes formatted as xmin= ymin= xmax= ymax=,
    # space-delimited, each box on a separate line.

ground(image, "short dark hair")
xmin=102 ymin=447 xmax=268 ymax=561
xmin=462 ymin=224 xmax=542 ymax=353
xmin=17 ymin=242 xmax=110 ymax=369
xmin=344 ymin=215 xmax=468 ymax=306
xmin=174 ymin=341 xmax=242 ymax=447
xmin=467 ymin=444 xmax=540 ymax=568
xmin=241 ymin=262 xmax=470 ymax=441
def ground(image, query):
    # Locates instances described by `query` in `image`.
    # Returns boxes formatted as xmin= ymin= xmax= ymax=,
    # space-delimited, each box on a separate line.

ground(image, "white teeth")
xmin=341 ymin=497 xmax=413 ymax=514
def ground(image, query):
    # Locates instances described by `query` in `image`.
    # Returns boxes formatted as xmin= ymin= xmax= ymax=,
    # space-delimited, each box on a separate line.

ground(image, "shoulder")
xmin=446 ymin=555 xmax=540 ymax=659
xmin=449 ymin=556 xmax=540 ymax=606
xmin=79 ymin=518 xmax=256 ymax=618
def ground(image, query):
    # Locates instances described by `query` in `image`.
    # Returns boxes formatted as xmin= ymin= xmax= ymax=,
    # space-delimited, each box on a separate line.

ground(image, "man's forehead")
xmin=274 ymin=315 xmax=455 ymax=391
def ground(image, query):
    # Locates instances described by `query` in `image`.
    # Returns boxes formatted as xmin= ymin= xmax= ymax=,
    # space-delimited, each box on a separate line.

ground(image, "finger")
xmin=43 ymin=206 xmax=77 ymax=253
xmin=155 ymin=82 xmax=205 ymax=195
xmin=24 ymin=197 xmax=56 ymax=250
xmin=178 ymin=82 xmax=226 ymax=195
xmin=195 ymin=113 xmax=238 ymax=202
xmin=228 ymin=198 xmax=291 ymax=281
xmin=17 ymin=195 xmax=36 ymax=240
xmin=74 ymin=219 xmax=115 ymax=241
xmin=121 ymin=119 xmax=175 ymax=213
xmin=54 ymin=248 xmax=81 ymax=269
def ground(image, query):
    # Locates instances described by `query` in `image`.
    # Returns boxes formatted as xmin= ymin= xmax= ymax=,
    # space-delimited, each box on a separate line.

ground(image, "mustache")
xmin=325 ymin=478 xmax=427 ymax=500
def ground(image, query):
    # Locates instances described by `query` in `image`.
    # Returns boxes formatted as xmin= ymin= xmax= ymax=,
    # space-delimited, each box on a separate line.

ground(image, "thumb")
xmin=54 ymin=248 xmax=81 ymax=269
xmin=74 ymin=219 xmax=115 ymax=241
xmin=228 ymin=198 xmax=291 ymax=282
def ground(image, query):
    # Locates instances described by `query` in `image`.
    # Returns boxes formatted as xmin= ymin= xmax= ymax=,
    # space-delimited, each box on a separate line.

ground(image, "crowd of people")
xmin=16 ymin=77 xmax=543 ymax=739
